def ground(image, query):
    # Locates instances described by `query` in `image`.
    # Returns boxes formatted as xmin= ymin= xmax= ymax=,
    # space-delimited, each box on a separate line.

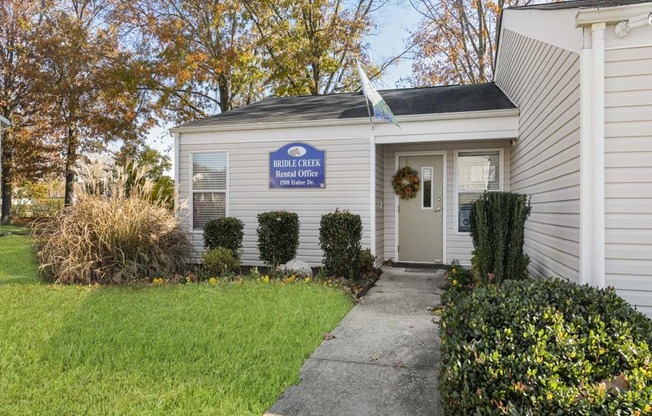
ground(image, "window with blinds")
xmin=192 ymin=152 xmax=227 ymax=230
xmin=456 ymin=151 xmax=502 ymax=232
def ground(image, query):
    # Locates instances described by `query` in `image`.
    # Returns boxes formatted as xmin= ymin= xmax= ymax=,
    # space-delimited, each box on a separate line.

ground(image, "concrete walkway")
xmin=265 ymin=267 xmax=444 ymax=416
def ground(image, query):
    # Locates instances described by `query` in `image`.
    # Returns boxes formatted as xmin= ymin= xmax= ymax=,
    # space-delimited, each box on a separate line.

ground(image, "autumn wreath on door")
xmin=392 ymin=166 xmax=420 ymax=200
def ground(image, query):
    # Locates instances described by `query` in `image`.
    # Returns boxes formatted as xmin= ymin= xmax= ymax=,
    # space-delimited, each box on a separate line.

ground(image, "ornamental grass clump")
xmin=34 ymin=162 xmax=191 ymax=284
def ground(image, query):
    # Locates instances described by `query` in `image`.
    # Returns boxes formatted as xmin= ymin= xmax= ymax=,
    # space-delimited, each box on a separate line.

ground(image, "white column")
xmin=592 ymin=23 xmax=606 ymax=288
xmin=369 ymin=134 xmax=376 ymax=260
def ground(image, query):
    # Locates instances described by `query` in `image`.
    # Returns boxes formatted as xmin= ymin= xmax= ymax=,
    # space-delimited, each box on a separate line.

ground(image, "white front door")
xmin=398 ymin=155 xmax=444 ymax=263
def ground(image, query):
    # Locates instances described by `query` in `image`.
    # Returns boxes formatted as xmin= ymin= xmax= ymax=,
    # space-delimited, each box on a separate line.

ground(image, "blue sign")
xmin=270 ymin=142 xmax=325 ymax=189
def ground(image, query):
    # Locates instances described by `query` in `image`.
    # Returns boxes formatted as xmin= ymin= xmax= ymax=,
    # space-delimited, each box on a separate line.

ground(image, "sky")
xmin=146 ymin=2 xmax=422 ymax=179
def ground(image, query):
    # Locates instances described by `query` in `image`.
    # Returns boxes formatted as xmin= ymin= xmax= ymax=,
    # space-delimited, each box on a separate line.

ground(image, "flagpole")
xmin=363 ymin=94 xmax=375 ymax=131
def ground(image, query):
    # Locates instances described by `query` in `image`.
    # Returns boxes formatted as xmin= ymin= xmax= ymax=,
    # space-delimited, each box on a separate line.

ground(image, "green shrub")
xmin=203 ymin=247 xmax=240 ymax=276
xmin=469 ymin=191 xmax=531 ymax=284
xmin=439 ymin=278 xmax=652 ymax=415
xmin=33 ymin=163 xmax=191 ymax=284
xmin=257 ymin=211 xmax=299 ymax=266
xmin=441 ymin=260 xmax=474 ymax=304
xmin=203 ymin=217 xmax=244 ymax=252
xmin=358 ymin=248 xmax=375 ymax=276
xmin=319 ymin=210 xmax=362 ymax=279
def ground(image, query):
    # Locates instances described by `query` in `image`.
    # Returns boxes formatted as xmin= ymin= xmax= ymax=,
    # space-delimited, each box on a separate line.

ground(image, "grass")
xmin=0 ymin=235 xmax=354 ymax=415
xmin=0 ymin=224 xmax=31 ymax=234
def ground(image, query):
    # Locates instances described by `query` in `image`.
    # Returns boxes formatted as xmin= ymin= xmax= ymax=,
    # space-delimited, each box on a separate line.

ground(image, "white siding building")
xmin=173 ymin=0 xmax=652 ymax=316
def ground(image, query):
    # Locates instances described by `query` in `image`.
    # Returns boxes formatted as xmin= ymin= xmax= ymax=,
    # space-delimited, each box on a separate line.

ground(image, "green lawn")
xmin=0 ymin=224 xmax=31 ymax=234
xmin=0 ymin=235 xmax=353 ymax=415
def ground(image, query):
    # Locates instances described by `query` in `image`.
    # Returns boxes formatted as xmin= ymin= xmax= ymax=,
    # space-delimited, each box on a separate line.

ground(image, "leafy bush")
xmin=34 ymin=163 xmax=191 ymax=284
xmin=441 ymin=261 xmax=474 ymax=304
xmin=319 ymin=209 xmax=362 ymax=279
xmin=257 ymin=211 xmax=299 ymax=266
xmin=203 ymin=217 xmax=244 ymax=253
xmin=439 ymin=278 xmax=652 ymax=415
xmin=469 ymin=191 xmax=531 ymax=284
xmin=358 ymin=248 xmax=375 ymax=276
xmin=203 ymin=247 xmax=240 ymax=276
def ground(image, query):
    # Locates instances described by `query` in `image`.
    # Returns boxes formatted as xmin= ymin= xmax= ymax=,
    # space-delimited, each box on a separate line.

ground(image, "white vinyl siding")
xmin=381 ymin=140 xmax=511 ymax=265
xmin=495 ymin=28 xmax=581 ymax=282
xmin=605 ymin=45 xmax=652 ymax=316
xmin=179 ymin=135 xmax=371 ymax=265
xmin=191 ymin=152 xmax=227 ymax=230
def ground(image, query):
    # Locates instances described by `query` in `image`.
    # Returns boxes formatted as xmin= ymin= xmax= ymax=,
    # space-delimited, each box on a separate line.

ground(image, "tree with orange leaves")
xmin=0 ymin=1 xmax=60 ymax=224
xmin=38 ymin=0 xmax=155 ymax=205
xmin=407 ymin=0 xmax=531 ymax=86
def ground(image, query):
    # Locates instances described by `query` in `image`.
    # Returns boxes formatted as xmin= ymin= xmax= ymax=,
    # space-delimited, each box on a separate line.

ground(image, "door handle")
xmin=435 ymin=207 xmax=442 ymax=212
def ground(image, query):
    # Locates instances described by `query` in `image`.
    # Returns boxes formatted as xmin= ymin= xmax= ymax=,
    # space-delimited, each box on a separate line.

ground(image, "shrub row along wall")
xmin=204 ymin=210 xmax=366 ymax=279
xmin=439 ymin=277 xmax=652 ymax=414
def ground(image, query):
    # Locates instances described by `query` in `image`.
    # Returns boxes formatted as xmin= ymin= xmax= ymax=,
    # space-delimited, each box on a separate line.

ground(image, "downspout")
xmin=579 ymin=23 xmax=606 ymax=288
xmin=369 ymin=134 xmax=376 ymax=261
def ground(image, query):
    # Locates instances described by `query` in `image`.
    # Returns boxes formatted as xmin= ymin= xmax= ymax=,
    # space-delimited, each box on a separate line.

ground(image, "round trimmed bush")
xmin=319 ymin=209 xmax=362 ymax=279
xmin=203 ymin=217 xmax=244 ymax=252
xmin=256 ymin=211 xmax=299 ymax=266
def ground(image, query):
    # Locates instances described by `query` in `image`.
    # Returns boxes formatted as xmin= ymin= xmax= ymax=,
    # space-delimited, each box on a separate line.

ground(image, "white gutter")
xmin=0 ymin=115 xmax=9 ymax=127
xmin=169 ymin=108 xmax=520 ymax=134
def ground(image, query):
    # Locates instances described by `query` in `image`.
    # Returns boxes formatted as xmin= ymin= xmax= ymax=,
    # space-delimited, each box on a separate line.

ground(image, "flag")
xmin=356 ymin=61 xmax=399 ymax=127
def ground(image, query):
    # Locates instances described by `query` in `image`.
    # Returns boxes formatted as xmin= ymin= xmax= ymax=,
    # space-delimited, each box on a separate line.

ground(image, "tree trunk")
xmin=1 ymin=171 xmax=11 ymax=225
xmin=64 ymin=129 xmax=77 ymax=206
xmin=1 ymin=129 xmax=11 ymax=225
xmin=218 ymin=76 xmax=230 ymax=113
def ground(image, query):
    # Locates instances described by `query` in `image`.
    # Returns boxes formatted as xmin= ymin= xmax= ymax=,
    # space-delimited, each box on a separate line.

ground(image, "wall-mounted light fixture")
xmin=615 ymin=12 xmax=652 ymax=38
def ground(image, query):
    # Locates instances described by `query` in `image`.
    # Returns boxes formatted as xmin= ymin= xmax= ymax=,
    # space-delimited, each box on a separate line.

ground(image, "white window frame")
xmin=453 ymin=148 xmax=504 ymax=234
xmin=189 ymin=150 xmax=229 ymax=232
xmin=421 ymin=166 xmax=434 ymax=210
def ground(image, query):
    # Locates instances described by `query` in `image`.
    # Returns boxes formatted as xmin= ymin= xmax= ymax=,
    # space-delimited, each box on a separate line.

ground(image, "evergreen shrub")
xmin=439 ymin=278 xmax=652 ymax=414
xmin=319 ymin=209 xmax=362 ymax=279
xmin=203 ymin=217 xmax=244 ymax=253
xmin=469 ymin=191 xmax=531 ymax=284
xmin=257 ymin=211 xmax=299 ymax=266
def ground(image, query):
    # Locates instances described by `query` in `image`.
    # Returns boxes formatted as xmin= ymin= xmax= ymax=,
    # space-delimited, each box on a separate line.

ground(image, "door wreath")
xmin=392 ymin=166 xmax=420 ymax=200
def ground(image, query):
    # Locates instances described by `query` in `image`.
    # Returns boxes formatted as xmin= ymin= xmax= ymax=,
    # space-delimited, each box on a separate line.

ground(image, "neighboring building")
xmin=172 ymin=0 xmax=652 ymax=316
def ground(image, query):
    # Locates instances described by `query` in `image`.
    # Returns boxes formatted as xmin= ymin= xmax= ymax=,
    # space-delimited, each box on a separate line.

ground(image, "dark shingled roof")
xmin=512 ymin=0 xmax=651 ymax=10
xmin=175 ymin=82 xmax=515 ymax=129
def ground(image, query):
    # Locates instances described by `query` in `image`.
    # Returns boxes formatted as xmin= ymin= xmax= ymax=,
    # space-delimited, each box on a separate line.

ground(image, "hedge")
xmin=439 ymin=277 xmax=652 ymax=415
